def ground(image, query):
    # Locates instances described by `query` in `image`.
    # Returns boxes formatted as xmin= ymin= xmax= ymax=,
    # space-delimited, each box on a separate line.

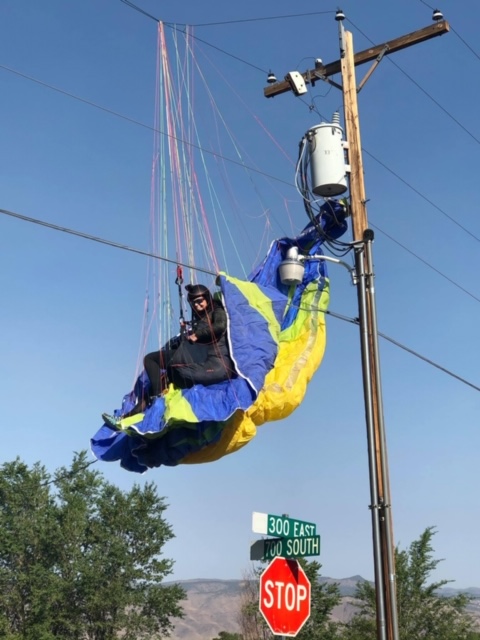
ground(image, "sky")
xmin=1 ymin=0 xmax=480 ymax=591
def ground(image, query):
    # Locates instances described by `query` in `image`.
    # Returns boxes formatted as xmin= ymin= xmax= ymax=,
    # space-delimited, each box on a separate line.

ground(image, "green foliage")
xmin=341 ymin=527 xmax=475 ymax=640
xmin=296 ymin=560 xmax=342 ymax=640
xmin=212 ymin=632 xmax=243 ymax=640
xmin=238 ymin=563 xmax=271 ymax=640
xmin=0 ymin=452 xmax=185 ymax=640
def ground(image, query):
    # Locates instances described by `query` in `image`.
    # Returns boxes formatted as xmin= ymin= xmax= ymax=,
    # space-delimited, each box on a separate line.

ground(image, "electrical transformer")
xmin=308 ymin=113 xmax=348 ymax=197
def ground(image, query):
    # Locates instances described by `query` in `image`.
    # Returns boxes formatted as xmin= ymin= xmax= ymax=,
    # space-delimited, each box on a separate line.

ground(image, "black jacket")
xmin=191 ymin=301 xmax=228 ymax=346
xmin=169 ymin=300 xmax=235 ymax=388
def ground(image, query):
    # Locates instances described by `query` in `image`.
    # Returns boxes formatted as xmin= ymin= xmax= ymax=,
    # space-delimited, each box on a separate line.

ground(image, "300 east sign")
xmin=267 ymin=515 xmax=316 ymax=538
xmin=252 ymin=512 xmax=316 ymax=538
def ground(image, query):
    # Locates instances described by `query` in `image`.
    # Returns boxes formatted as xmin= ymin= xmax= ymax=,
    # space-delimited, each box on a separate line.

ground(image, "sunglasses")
xmin=192 ymin=298 xmax=205 ymax=306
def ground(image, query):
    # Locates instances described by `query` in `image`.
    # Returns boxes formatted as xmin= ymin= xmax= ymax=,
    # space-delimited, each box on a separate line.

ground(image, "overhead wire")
xmin=0 ymin=207 xmax=217 ymax=276
xmin=119 ymin=0 xmax=158 ymax=22
xmin=369 ymin=222 xmax=480 ymax=305
xmin=189 ymin=11 xmax=336 ymax=28
xmin=323 ymin=309 xmax=480 ymax=393
xmin=0 ymin=457 xmax=99 ymax=493
xmin=363 ymin=148 xmax=480 ymax=245
xmin=4 ymin=3 xmax=480 ymax=394
xmin=0 ymin=62 xmax=292 ymax=189
xmin=120 ymin=0 xmax=268 ymax=74
xmin=4 ymin=11 xmax=478 ymax=251
xmin=2 ymin=205 xmax=479 ymax=395
xmin=346 ymin=16 xmax=480 ymax=148
xmin=417 ymin=1 xmax=480 ymax=62
xmin=3 ymin=21 xmax=480 ymax=306
xmin=42 ymin=459 xmax=98 ymax=487
xmin=117 ymin=2 xmax=480 ymax=252
xmin=2 ymin=37 xmax=480 ymax=305
xmin=102 ymin=7 xmax=480 ymax=394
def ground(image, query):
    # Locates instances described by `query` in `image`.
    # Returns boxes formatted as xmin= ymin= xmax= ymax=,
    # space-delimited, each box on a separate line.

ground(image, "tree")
xmin=238 ymin=559 xmax=342 ymax=640
xmin=297 ymin=560 xmax=343 ymax=640
xmin=341 ymin=527 xmax=475 ymax=640
xmin=212 ymin=632 xmax=243 ymax=640
xmin=238 ymin=564 xmax=270 ymax=640
xmin=0 ymin=452 xmax=185 ymax=640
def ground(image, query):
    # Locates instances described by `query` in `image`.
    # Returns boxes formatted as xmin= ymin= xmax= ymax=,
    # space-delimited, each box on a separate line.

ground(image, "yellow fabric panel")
xmin=223 ymin=273 xmax=281 ymax=342
xmin=182 ymin=410 xmax=257 ymax=464
xmin=163 ymin=385 xmax=198 ymax=424
xmin=182 ymin=280 xmax=330 ymax=464
xmin=118 ymin=385 xmax=198 ymax=438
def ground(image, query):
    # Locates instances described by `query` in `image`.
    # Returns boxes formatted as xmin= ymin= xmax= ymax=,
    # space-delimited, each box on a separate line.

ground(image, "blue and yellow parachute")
xmin=91 ymin=201 xmax=347 ymax=472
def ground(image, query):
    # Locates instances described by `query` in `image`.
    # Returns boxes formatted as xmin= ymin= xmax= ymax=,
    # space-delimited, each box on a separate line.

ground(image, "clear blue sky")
xmin=1 ymin=0 xmax=479 ymax=590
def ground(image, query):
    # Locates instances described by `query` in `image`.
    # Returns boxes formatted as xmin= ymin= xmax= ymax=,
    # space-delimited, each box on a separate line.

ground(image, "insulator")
xmin=335 ymin=9 xmax=345 ymax=21
xmin=267 ymin=70 xmax=277 ymax=84
xmin=432 ymin=8 xmax=443 ymax=21
xmin=332 ymin=111 xmax=341 ymax=126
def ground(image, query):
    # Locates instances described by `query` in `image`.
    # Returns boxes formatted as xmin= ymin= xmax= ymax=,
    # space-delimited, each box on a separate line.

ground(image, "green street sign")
xmin=252 ymin=512 xmax=316 ymax=538
xmin=250 ymin=535 xmax=321 ymax=561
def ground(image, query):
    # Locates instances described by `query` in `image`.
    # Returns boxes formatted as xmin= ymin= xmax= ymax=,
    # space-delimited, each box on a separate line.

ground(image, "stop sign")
xmin=259 ymin=557 xmax=311 ymax=636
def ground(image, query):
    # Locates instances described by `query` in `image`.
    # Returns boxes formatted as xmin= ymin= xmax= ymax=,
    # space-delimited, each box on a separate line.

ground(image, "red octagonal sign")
xmin=259 ymin=557 xmax=311 ymax=637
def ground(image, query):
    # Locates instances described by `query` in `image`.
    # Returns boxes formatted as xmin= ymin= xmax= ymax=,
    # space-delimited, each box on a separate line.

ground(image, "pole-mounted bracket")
xmin=357 ymin=45 xmax=389 ymax=93
xmin=263 ymin=20 xmax=449 ymax=99
xmin=308 ymin=69 xmax=343 ymax=91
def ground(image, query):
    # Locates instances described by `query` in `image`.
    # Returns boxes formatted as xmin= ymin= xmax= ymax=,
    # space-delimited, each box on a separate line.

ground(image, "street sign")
xmin=259 ymin=557 xmax=311 ymax=637
xmin=252 ymin=512 xmax=316 ymax=538
xmin=250 ymin=535 xmax=321 ymax=561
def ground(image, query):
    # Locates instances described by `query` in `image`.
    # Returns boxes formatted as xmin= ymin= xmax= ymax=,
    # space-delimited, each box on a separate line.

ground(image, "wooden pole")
xmin=340 ymin=30 xmax=367 ymax=243
xmin=340 ymin=26 xmax=397 ymax=640
xmin=262 ymin=16 xmax=449 ymax=640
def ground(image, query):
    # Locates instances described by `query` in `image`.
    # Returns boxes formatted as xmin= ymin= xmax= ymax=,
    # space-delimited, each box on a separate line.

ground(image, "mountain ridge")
xmin=168 ymin=576 xmax=480 ymax=640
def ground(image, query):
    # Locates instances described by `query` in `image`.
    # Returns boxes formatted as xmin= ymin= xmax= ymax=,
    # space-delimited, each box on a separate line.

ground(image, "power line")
xmin=308 ymin=308 xmax=480 ymax=394
xmin=169 ymin=28 xmax=267 ymax=74
xmin=4 ymin=59 xmax=480 ymax=308
xmin=120 ymin=0 xmax=334 ymax=28
xmin=117 ymin=3 xmax=480 ymax=254
xmin=376 ymin=328 xmax=480 ymax=393
xmin=2 ymin=205 xmax=479 ymax=395
xmin=3 ymin=36 xmax=480 ymax=311
xmin=119 ymin=0 xmax=268 ymax=73
xmin=417 ymin=0 xmax=480 ymax=63
xmin=0 ymin=207 xmax=217 ymax=276
xmin=41 ymin=459 xmax=98 ymax=487
xmin=189 ymin=11 xmax=335 ymax=27
xmin=450 ymin=24 xmax=480 ymax=62
xmin=119 ymin=0 xmax=158 ymax=22
xmin=325 ymin=309 xmax=480 ymax=393
xmin=347 ymin=17 xmax=480 ymax=148
xmin=370 ymin=222 xmax=480 ymax=305
xmin=0 ymin=62 xmax=291 ymax=189
xmin=363 ymin=148 xmax=480 ymax=245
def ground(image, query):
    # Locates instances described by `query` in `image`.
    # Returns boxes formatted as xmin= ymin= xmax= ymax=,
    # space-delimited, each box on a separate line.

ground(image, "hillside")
xmin=169 ymin=578 xmax=480 ymax=640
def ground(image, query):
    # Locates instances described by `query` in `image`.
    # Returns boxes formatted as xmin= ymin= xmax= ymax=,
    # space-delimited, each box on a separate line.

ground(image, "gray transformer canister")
xmin=308 ymin=121 xmax=348 ymax=197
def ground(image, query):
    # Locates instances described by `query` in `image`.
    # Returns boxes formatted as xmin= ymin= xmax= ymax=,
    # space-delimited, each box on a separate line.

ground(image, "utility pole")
xmin=264 ymin=13 xmax=449 ymax=640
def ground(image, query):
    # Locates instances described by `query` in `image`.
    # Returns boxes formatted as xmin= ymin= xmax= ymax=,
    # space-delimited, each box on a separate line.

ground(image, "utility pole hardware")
xmin=265 ymin=13 xmax=449 ymax=640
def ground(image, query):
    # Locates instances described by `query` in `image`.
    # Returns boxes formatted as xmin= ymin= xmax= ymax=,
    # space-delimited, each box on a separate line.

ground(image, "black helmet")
xmin=185 ymin=283 xmax=213 ymax=311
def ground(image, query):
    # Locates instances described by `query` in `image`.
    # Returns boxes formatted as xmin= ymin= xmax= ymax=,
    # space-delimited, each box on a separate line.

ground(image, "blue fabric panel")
xmin=91 ymin=427 xmax=148 ymax=473
xmin=183 ymin=377 xmax=255 ymax=422
xmin=219 ymin=276 xmax=279 ymax=392
xmin=91 ymin=199 xmax=348 ymax=472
